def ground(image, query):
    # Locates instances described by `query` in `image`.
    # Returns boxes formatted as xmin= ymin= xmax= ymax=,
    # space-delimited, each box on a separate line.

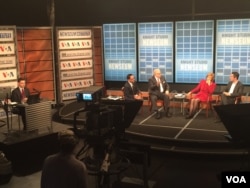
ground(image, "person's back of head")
xmin=58 ymin=130 xmax=78 ymax=154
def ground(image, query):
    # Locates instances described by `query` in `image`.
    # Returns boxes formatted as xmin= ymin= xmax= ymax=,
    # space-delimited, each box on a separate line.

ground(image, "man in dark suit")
xmin=123 ymin=74 xmax=142 ymax=100
xmin=219 ymin=72 xmax=244 ymax=140
xmin=148 ymin=69 xmax=172 ymax=119
xmin=221 ymin=72 xmax=244 ymax=105
xmin=11 ymin=78 xmax=30 ymax=130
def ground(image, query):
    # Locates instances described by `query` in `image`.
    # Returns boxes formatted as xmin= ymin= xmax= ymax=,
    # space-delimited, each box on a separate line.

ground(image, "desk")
xmin=16 ymin=101 xmax=52 ymax=132
xmin=172 ymin=94 xmax=186 ymax=115
xmin=0 ymin=108 xmax=7 ymax=128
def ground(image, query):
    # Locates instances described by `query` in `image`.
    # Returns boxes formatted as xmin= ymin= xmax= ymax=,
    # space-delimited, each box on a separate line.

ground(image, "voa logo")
xmin=226 ymin=176 xmax=246 ymax=184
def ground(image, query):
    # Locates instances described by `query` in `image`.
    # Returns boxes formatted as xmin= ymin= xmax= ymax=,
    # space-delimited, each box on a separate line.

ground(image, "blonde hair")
xmin=206 ymin=72 xmax=215 ymax=81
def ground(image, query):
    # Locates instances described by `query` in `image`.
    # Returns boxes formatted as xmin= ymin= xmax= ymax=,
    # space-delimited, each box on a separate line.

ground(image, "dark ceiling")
xmin=0 ymin=0 xmax=250 ymax=26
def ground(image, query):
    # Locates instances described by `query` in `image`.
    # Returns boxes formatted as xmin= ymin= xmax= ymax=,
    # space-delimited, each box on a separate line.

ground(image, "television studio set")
xmin=1 ymin=0 xmax=250 ymax=188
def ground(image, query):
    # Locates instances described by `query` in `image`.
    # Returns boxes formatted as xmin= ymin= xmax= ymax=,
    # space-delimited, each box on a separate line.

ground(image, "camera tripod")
xmin=74 ymin=128 xmax=130 ymax=188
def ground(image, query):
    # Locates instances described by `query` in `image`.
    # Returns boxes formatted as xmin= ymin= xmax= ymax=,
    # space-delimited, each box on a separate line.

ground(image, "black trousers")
xmin=12 ymin=107 xmax=26 ymax=130
xmin=220 ymin=94 xmax=236 ymax=105
xmin=150 ymin=93 xmax=170 ymax=112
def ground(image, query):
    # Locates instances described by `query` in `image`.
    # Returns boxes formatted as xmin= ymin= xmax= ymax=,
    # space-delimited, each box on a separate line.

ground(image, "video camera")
xmin=73 ymin=86 xmax=142 ymax=139
xmin=76 ymin=86 xmax=104 ymax=104
xmin=73 ymin=86 xmax=143 ymax=179
xmin=74 ymin=86 xmax=119 ymax=137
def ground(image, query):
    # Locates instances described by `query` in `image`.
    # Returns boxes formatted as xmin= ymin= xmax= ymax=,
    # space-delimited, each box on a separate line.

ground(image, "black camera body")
xmin=76 ymin=86 xmax=105 ymax=103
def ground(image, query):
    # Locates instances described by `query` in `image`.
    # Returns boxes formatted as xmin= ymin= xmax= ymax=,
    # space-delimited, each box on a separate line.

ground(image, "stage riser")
xmin=0 ymin=133 xmax=59 ymax=175
xmin=126 ymin=132 xmax=248 ymax=156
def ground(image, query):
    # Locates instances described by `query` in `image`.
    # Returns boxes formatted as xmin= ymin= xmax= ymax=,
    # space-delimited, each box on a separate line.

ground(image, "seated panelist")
xmin=186 ymin=72 xmax=216 ymax=119
xmin=11 ymin=78 xmax=30 ymax=130
xmin=220 ymin=72 xmax=244 ymax=105
xmin=11 ymin=78 xmax=30 ymax=104
xmin=148 ymin=69 xmax=172 ymax=119
xmin=123 ymin=74 xmax=142 ymax=100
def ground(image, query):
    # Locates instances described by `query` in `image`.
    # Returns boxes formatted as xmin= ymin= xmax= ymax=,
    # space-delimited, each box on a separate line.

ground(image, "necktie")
xmin=131 ymin=83 xmax=134 ymax=93
xmin=21 ymin=89 xmax=25 ymax=99
xmin=158 ymin=78 xmax=163 ymax=92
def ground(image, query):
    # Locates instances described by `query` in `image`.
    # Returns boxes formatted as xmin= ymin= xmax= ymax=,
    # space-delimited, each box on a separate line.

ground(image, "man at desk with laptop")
xmin=11 ymin=78 xmax=31 ymax=130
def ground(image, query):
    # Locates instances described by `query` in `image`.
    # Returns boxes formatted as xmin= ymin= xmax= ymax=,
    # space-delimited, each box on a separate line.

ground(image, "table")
xmin=172 ymin=93 xmax=186 ymax=115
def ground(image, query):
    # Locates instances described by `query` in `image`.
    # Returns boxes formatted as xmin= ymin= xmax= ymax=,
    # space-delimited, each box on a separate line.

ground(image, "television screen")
xmin=138 ymin=22 xmax=174 ymax=82
xmin=175 ymin=20 xmax=214 ymax=83
xmin=83 ymin=93 xmax=92 ymax=101
xmin=215 ymin=19 xmax=250 ymax=85
xmin=103 ymin=23 xmax=137 ymax=81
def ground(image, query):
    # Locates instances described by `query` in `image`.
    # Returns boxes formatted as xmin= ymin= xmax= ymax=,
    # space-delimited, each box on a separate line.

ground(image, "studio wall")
xmin=17 ymin=27 xmax=56 ymax=101
xmin=1 ymin=0 xmax=250 ymax=96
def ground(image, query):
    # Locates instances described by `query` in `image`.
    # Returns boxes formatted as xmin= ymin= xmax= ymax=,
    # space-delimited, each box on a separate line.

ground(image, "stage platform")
xmin=1 ymin=99 xmax=245 ymax=177
xmin=0 ymin=101 xmax=248 ymax=186
xmin=127 ymin=106 xmax=247 ymax=155
xmin=59 ymin=100 xmax=249 ymax=156
xmin=0 ymin=111 xmax=71 ymax=176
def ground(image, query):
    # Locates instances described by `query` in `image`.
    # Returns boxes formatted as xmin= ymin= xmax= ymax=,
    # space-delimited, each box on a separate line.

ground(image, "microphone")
xmin=33 ymin=88 xmax=41 ymax=93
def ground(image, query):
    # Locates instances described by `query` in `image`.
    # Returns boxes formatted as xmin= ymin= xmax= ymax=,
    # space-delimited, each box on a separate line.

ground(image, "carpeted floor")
xmin=129 ymin=106 xmax=227 ymax=142
xmin=1 ymin=103 xmax=250 ymax=188
xmin=58 ymin=101 xmax=248 ymax=154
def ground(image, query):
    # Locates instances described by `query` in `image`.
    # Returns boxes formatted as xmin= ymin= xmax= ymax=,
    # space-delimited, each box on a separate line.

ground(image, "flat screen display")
xmin=138 ymin=22 xmax=174 ymax=82
xmin=215 ymin=19 xmax=250 ymax=85
xmin=175 ymin=20 xmax=214 ymax=83
xmin=76 ymin=93 xmax=92 ymax=101
xmin=83 ymin=94 xmax=92 ymax=101
xmin=103 ymin=23 xmax=137 ymax=81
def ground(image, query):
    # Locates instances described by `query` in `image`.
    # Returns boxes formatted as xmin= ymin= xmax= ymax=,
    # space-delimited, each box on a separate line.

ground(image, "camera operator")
xmin=41 ymin=130 xmax=88 ymax=188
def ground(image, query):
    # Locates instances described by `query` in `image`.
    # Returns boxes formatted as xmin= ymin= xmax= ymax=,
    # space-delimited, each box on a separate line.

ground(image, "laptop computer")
xmin=214 ymin=103 xmax=250 ymax=144
xmin=27 ymin=93 xmax=40 ymax=105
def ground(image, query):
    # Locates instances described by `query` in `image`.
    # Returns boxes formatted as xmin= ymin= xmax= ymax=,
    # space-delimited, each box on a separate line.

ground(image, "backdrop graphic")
xmin=175 ymin=20 xmax=214 ymax=83
xmin=103 ymin=23 xmax=137 ymax=81
xmin=0 ymin=26 xmax=18 ymax=119
xmin=0 ymin=27 xmax=18 ymax=86
xmin=57 ymin=28 xmax=94 ymax=101
xmin=215 ymin=19 xmax=250 ymax=84
xmin=138 ymin=22 xmax=173 ymax=82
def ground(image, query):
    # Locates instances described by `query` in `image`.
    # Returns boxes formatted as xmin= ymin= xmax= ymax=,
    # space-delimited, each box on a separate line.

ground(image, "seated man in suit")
xmin=123 ymin=74 xmax=142 ymax=100
xmin=221 ymin=72 xmax=244 ymax=105
xmin=148 ymin=69 xmax=172 ymax=119
xmin=11 ymin=78 xmax=30 ymax=130
xmin=219 ymin=72 xmax=244 ymax=140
